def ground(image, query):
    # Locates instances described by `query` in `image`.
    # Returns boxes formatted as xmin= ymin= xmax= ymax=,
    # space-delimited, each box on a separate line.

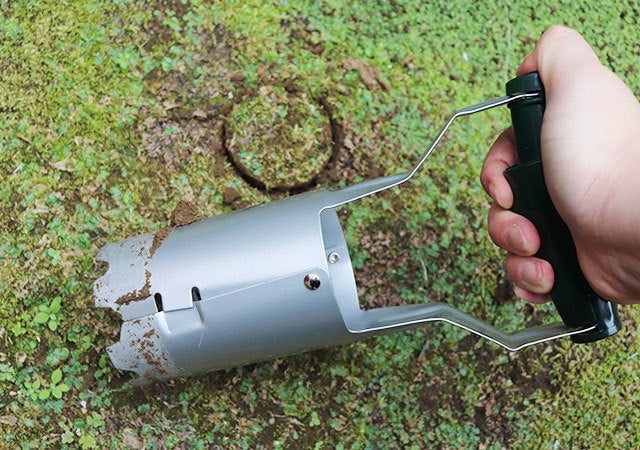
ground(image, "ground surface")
xmin=1 ymin=1 xmax=640 ymax=448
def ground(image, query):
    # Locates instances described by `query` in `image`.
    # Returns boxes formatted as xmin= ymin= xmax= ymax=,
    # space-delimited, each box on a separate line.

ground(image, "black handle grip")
xmin=503 ymin=72 xmax=621 ymax=343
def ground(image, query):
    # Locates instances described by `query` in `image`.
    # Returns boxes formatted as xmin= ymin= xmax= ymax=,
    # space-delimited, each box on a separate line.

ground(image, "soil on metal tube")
xmin=115 ymin=270 xmax=152 ymax=306
xmin=149 ymin=227 xmax=170 ymax=258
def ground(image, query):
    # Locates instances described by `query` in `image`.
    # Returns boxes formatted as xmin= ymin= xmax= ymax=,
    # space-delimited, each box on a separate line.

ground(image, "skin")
xmin=480 ymin=26 xmax=640 ymax=305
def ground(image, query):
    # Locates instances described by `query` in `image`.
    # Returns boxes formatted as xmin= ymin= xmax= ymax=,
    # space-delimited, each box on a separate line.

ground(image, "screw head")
xmin=328 ymin=252 xmax=340 ymax=264
xmin=304 ymin=273 xmax=321 ymax=290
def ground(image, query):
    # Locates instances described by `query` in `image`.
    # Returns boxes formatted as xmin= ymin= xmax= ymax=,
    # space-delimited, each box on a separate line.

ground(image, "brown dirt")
xmin=115 ymin=270 xmax=152 ymax=306
xmin=354 ymin=225 xmax=416 ymax=310
xmin=339 ymin=184 xmax=430 ymax=311
xmin=138 ymin=109 xmax=226 ymax=169
xmin=492 ymin=274 xmax=514 ymax=307
xmin=170 ymin=200 xmax=200 ymax=227
xmin=141 ymin=345 xmax=167 ymax=375
xmin=143 ymin=329 xmax=157 ymax=339
xmin=129 ymin=320 xmax=169 ymax=379
xmin=223 ymin=187 xmax=242 ymax=205
xmin=317 ymin=117 xmax=388 ymax=186
xmin=343 ymin=56 xmax=389 ymax=91
xmin=137 ymin=22 xmax=236 ymax=168
xmin=149 ymin=227 xmax=170 ymax=258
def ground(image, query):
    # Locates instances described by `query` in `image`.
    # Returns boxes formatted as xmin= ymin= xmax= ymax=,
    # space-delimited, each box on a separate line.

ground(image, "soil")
xmin=149 ymin=227 xmax=170 ymax=258
xmin=492 ymin=273 xmax=514 ymax=307
xmin=351 ymin=220 xmax=418 ymax=310
xmin=137 ymin=21 xmax=235 ymax=168
xmin=115 ymin=270 xmax=152 ymax=306
xmin=138 ymin=112 xmax=226 ymax=169
xmin=131 ymin=319 xmax=168 ymax=378
xmin=170 ymin=200 xmax=200 ymax=227
xmin=223 ymin=187 xmax=242 ymax=205
xmin=343 ymin=56 xmax=389 ymax=91
xmin=140 ymin=342 xmax=167 ymax=376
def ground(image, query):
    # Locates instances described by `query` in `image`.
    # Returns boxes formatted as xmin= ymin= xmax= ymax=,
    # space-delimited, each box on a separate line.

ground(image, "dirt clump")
xmin=223 ymin=187 xmax=242 ymax=205
xmin=170 ymin=200 xmax=200 ymax=227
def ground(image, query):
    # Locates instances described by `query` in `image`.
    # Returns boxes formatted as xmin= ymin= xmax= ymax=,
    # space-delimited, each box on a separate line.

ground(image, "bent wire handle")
xmin=322 ymin=93 xmax=538 ymax=210
xmin=348 ymin=303 xmax=596 ymax=352
xmin=322 ymin=91 xmax=597 ymax=348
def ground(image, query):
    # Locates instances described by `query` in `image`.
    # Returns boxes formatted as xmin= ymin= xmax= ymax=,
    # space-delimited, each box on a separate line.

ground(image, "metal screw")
xmin=304 ymin=273 xmax=321 ymax=290
xmin=328 ymin=252 xmax=340 ymax=264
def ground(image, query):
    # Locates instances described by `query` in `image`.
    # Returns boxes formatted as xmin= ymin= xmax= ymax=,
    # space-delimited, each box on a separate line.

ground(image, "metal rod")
xmin=349 ymin=302 xmax=595 ymax=352
xmin=323 ymin=93 xmax=538 ymax=209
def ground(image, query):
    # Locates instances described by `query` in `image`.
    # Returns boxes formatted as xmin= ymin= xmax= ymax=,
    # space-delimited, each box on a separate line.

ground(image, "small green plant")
xmin=78 ymin=433 xmax=98 ymax=449
xmin=10 ymin=313 xmax=28 ymax=336
xmin=33 ymin=297 xmax=61 ymax=331
xmin=23 ymin=369 xmax=70 ymax=401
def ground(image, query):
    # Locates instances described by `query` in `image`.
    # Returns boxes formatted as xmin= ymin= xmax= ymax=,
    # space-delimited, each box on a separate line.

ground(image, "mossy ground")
xmin=1 ymin=1 xmax=639 ymax=448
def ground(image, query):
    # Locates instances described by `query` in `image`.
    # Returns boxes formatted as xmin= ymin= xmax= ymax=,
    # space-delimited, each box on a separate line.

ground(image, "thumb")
xmin=516 ymin=26 xmax=603 ymax=84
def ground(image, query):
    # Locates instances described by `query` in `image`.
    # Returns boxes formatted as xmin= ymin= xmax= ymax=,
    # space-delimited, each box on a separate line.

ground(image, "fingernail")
xmin=504 ymin=224 xmax=529 ymax=253
xmin=514 ymin=285 xmax=551 ymax=304
xmin=520 ymin=260 xmax=543 ymax=289
xmin=513 ymin=285 xmax=527 ymax=300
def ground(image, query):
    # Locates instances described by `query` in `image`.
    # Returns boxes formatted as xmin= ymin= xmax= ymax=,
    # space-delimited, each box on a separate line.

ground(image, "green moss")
xmin=1 ymin=0 xmax=639 ymax=448
xmin=226 ymin=85 xmax=332 ymax=189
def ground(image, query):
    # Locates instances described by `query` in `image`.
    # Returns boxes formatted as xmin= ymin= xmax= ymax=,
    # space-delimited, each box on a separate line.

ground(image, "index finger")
xmin=480 ymin=127 xmax=517 ymax=209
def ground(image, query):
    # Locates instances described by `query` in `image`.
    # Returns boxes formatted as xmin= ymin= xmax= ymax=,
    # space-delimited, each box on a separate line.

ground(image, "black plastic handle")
xmin=503 ymin=72 xmax=621 ymax=343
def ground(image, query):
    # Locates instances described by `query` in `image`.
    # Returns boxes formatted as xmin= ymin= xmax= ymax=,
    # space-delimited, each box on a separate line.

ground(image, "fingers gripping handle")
xmin=503 ymin=72 xmax=621 ymax=343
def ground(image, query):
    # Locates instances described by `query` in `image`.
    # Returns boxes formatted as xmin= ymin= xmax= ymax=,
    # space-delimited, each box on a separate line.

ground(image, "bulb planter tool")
xmin=94 ymin=73 xmax=619 ymax=384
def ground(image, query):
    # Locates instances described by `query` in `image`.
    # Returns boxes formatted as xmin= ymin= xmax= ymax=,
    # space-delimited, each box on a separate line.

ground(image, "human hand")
xmin=480 ymin=26 xmax=640 ymax=305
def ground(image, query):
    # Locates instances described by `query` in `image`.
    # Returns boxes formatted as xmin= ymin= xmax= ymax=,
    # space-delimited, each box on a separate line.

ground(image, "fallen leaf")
xmin=0 ymin=416 xmax=17 ymax=426
xmin=162 ymin=101 xmax=183 ymax=111
xmin=122 ymin=428 xmax=143 ymax=449
xmin=192 ymin=109 xmax=207 ymax=120
xmin=343 ymin=56 xmax=389 ymax=91
xmin=33 ymin=200 xmax=50 ymax=214
xmin=50 ymin=158 xmax=76 ymax=172
xmin=16 ymin=352 xmax=27 ymax=364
